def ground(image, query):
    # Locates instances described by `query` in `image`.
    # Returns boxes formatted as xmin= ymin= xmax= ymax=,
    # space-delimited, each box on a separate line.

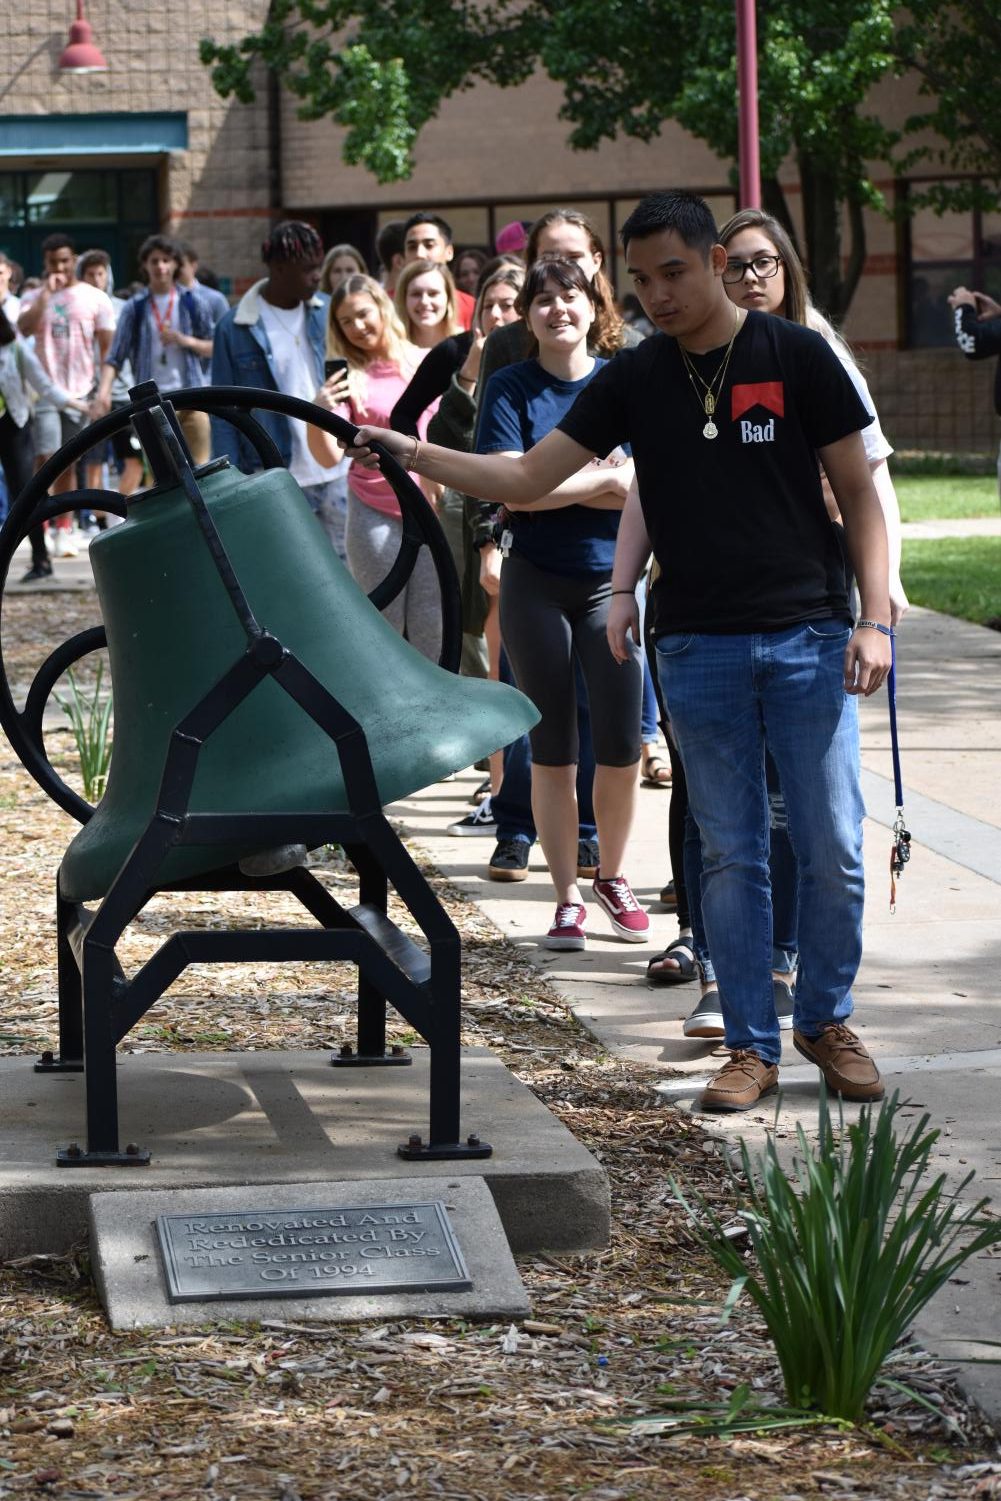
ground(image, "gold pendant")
xmin=703 ymin=420 xmax=718 ymax=440
xmin=704 ymin=394 xmax=715 ymax=417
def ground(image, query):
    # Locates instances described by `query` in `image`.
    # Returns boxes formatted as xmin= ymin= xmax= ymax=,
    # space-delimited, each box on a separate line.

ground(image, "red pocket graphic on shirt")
xmin=731 ymin=382 xmax=785 ymax=422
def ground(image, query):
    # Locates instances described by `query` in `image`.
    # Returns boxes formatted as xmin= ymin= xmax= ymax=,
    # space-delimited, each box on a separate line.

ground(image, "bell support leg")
xmin=57 ymin=928 xmax=149 ymax=1166
xmin=35 ymin=882 xmax=85 ymax=1074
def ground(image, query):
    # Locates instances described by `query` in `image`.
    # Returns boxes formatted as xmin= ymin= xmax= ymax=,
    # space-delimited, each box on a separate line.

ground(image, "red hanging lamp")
xmin=59 ymin=1 xmax=109 ymax=74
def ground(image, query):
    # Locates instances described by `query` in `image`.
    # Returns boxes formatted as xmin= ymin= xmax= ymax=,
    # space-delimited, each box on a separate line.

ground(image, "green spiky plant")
xmin=675 ymin=1090 xmax=1001 ymax=1422
xmin=54 ymin=662 xmax=113 ymax=803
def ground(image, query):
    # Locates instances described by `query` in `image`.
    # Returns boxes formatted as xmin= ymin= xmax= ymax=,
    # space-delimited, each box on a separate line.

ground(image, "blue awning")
xmin=0 ymin=113 xmax=188 ymax=157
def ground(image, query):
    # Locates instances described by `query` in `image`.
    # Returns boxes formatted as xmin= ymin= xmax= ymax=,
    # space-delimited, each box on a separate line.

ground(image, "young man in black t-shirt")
xmin=348 ymin=190 xmax=893 ymax=1114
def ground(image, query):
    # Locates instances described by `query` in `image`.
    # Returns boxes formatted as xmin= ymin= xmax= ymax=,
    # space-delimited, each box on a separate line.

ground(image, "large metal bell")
xmin=60 ymin=461 xmax=538 ymax=902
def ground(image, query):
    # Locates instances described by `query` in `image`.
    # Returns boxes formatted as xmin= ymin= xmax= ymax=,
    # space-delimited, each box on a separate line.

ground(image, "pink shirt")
xmin=21 ymin=281 xmax=115 ymax=397
xmin=336 ymin=356 xmax=439 ymax=518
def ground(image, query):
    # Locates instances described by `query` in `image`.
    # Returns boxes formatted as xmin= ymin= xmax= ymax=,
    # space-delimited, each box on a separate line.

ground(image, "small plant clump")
xmin=53 ymin=661 xmax=113 ymax=804
xmin=677 ymin=1089 xmax=1001 ymax=1423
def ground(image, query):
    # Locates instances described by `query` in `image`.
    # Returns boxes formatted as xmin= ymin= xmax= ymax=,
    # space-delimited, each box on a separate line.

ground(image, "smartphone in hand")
xmin=324 ymin=357 xmax=349 ymax=381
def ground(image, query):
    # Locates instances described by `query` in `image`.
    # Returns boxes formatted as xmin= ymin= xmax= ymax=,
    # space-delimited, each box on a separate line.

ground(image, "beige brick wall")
xmin=868 ymin=351 xmax=1000 ymax=457
xmin=6 ymin=4 xmax=274 ymax=288
xmin=281 ymin=69 xmax=727 ymax=212
xmin=6 ymin=8 xmax=993 ymax=452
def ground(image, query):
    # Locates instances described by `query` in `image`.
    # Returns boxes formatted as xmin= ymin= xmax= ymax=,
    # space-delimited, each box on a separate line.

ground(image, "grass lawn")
xmin=901 ymin=536 xmax=1001 ymax=624
xmin=892 ymin=472 xmax=998 ymax=522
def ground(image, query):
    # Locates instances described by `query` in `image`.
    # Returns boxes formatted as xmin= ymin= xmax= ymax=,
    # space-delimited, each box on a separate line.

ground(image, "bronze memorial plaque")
xmin=155 ymin=1202 xmax=472 ymax=1303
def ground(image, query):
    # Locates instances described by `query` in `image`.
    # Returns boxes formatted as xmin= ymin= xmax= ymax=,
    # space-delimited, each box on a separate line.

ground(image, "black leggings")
xmin=499 ymin=551 xmax=642 ymax=767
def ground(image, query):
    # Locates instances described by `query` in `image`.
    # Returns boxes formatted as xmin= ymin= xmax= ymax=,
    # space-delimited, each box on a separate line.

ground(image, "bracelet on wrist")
xmin=856 ymin=619 xmax=892 ymax=636
xmin=405 ymin=437 xmax=421 ymax=472
xmin=610 ymin=588 xmax=635 ymax=596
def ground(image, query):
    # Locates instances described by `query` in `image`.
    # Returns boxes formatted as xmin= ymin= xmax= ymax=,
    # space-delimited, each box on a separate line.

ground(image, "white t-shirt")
xmin=149 ymin=290 xmax=187 ymax=392
xmin=258 ymin=297 xmax=331 ymax=488
xmin=837 ymin=351 xmax=892 ymax=466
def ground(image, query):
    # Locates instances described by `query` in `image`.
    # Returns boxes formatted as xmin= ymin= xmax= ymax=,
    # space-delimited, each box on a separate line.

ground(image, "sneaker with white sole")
xmin=544 ymin=902 xmax=587 ymax=950
xmin=591 ymin=873 xmax=650 ymax=942
xmin=683 ymin=988 xmax=725 ymax=1038
xmin=773 ymin=977 xmax=794 ymax=1031
xmin=52 ymin=529 xmax=79 ymax=558
xmin=447 ymin=797 xmax=497 ymax=837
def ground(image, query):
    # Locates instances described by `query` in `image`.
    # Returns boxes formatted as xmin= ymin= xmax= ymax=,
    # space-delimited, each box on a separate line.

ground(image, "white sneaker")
xmin=53 ymin=530 xmax=79 ymax=558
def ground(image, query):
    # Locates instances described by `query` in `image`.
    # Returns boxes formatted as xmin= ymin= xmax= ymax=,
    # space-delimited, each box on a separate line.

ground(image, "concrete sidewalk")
xmin=389 ymin=605 xmax=1001 ymax=1422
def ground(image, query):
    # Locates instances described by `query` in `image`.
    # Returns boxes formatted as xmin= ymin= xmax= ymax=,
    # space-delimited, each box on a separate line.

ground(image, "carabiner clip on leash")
xmin=887 ymin=631 xmax=911 ymax=912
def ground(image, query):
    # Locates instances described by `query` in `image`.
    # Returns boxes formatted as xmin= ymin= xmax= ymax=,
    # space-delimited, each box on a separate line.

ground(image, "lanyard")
xmin=150 ymin=287 xmax=176 ymax=344
xmin=887 ymin=633 xmax=911 ymax=911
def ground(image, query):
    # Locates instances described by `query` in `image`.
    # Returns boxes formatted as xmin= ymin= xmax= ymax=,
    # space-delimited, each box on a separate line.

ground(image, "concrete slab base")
xmin=89 ymin=1176 xmax=530 ymax=1330
xmin=0 ymin=1047 xmax=608 ymax=1260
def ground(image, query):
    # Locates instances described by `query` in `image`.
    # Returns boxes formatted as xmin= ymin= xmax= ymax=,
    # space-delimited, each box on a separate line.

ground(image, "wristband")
xmin=856 ymin=619 xmax=892 ymax=636
xmin=610 ymin=588 xmax=636 ymax=596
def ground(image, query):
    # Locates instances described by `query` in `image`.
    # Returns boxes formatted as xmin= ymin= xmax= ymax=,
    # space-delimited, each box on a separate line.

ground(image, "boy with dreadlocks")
xmin=211 ymin=220 xmax=346 ymax=556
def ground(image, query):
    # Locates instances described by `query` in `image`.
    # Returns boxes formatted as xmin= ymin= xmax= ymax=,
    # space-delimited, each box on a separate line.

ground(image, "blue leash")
xmin=887 ymin=633 xmax=910 ymax=912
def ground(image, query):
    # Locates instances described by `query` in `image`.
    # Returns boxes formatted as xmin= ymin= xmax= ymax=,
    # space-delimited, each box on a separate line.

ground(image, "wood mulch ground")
xmin=1 ymin=592 xmax=1000 ymax=1499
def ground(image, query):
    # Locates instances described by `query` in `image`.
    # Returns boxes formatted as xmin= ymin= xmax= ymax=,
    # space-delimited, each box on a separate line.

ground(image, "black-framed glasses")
xmin=722 ymin=254 xmax=782 ymax=284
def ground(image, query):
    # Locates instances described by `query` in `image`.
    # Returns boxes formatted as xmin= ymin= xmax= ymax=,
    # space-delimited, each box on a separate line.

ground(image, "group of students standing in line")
xmin=341 ymin=189 xmax=901 ymax=1117
xmin=2 ymin=193 xmax=905 ymax=1115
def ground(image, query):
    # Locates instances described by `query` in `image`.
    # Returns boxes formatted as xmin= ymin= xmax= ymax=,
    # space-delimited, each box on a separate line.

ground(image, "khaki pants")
xmin=176 ymin=407 xmax=211 ymax=467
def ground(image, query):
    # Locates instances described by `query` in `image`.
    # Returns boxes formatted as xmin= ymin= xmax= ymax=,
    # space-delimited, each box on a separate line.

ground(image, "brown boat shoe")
xmin=700 ymin=1049 xmax=779 ymax=1113
xmin=793 ymin=1022 xmax=884 ymax=1102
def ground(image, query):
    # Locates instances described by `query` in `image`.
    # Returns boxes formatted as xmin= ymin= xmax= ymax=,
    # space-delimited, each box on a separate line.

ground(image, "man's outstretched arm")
xmin=349 ymin=424 xmax=596 ymax=508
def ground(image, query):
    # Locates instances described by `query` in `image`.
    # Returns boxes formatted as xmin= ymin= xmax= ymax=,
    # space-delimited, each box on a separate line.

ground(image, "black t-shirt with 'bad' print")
xmin=556 ymin=310 xmax=872 ymax=635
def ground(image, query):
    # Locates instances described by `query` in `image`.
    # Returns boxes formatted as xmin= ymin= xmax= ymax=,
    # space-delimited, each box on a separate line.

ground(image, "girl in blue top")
xmin=477 ymin=259 xmax=648 ymax=950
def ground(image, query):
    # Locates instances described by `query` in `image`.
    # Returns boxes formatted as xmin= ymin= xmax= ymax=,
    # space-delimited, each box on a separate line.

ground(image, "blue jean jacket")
xmin=209 ymin=280 xmax=328 ymax=471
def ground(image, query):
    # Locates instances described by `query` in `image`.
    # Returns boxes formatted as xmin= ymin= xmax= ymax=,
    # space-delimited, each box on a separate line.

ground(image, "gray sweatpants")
xmin=345 ymin=493 xmax=443 ymax=662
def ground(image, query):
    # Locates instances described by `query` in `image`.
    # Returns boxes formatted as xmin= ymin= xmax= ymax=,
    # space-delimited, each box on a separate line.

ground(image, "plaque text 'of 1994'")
xmin=155 ymin=1202 xmax=472 ymax=1303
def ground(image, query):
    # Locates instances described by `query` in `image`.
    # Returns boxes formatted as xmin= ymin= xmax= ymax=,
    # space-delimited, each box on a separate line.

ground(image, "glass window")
xmin=118 ymin=170 xmax=156 ymax=223
xmin=446 ymin=208 xmax=489 ymax=251
xmin=26 ymin=170 xmax=117 ymax=224
xmin=0 ymin=175 xmax=22 ymax=228
xmin=910 ymin=263 xmax=968 ymax=348
xmin=906 ymin=181 xmax=1001 ymax=347
xmin=910 ymin=202 xmax=973 ymax=262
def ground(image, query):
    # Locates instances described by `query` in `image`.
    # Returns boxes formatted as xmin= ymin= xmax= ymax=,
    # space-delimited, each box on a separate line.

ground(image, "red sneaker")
xmin=592 ymin=874 xmax=650 ymax=942
xmin=544 ymin=902 xmax=587 ymax=951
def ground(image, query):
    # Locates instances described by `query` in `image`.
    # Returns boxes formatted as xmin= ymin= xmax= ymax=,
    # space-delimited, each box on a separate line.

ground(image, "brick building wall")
xmin=4 ymin=7 xmax=995 ymax=454
xmin=868 ymin=351 xmax=1000 ymax=459
xmin=5 ymin=3 xmax=273 ymax=289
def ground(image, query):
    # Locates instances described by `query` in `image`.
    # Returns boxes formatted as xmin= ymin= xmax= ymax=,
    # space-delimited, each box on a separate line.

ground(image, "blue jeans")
xmin=656 ymin=621 xmax=864 ymax=1065
xmin=302 ymin=477 xmax=348 ymax=561
xmin=686 ymin=752 xmax=798 ymax=984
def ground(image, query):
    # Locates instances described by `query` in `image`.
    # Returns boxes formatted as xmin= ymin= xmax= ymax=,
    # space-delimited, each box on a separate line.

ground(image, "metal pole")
xmin=736 ymin=0 xmax=761 ymax=208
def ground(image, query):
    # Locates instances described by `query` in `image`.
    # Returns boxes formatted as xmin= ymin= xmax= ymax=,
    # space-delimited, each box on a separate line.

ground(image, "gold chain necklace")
xmin=679 ymin=308 xmax=741 ymax=440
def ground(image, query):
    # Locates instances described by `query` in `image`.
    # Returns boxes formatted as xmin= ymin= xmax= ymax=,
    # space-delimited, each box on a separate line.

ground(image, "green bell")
xmin=60 ymin=462 xmax=538 ymax=903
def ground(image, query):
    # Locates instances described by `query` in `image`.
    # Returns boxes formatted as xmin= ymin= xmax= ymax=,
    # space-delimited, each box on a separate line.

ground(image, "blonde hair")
xmin=394 ymin=260 xmax=462 ymax=342
xmin=326 ymin=274 xmax=414 ymax=414
xmin=319 ymin=242 xmax=367 ymax=295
